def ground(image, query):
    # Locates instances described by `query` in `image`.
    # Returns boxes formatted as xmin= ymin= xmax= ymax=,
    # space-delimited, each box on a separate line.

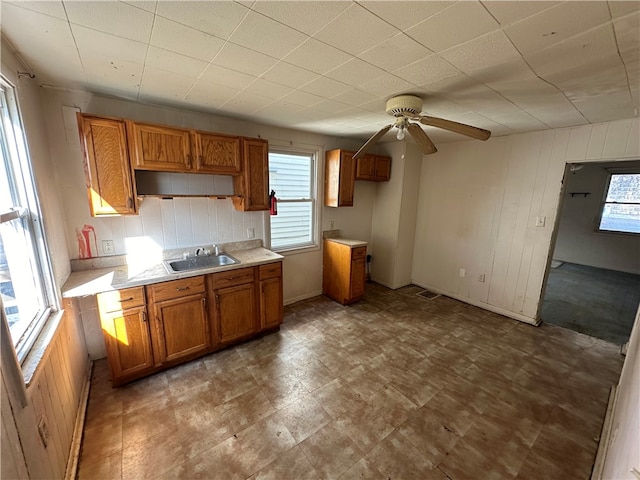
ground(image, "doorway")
xmin=540 ymin=160 xmax=640 ymax=345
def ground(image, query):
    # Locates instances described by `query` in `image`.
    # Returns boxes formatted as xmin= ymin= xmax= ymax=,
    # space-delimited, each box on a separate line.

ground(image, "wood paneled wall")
xmin=412 ymin=118 xmax=640 ymax=323
xmin=1 ymin=299 xmax=90 ymax=479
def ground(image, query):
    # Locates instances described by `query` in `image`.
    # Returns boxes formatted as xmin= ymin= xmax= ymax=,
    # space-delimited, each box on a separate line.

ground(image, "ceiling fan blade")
xmin=407 ymin=123 xmax=438 ymax=155
xmin=417 ymin=115 xmax=491 ymax=141
xmin=353 ymin=124 xmax=393 ymax=160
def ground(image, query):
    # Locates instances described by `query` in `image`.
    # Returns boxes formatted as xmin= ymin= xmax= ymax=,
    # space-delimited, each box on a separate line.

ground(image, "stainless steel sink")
xmin=163 ymin=254 xmax=240 ymax=273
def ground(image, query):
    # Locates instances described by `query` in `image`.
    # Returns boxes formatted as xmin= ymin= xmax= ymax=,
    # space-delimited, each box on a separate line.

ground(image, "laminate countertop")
xmin=325 ymin=238 xmax=368 ymax=248
xmin=61 ymin=246 xmax=283 ymax=298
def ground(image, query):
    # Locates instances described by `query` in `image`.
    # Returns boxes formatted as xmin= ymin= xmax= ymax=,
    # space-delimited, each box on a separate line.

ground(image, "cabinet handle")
xmin=142 ymin=311 xmax=147 ymax=323
xmin=121 ymin=297 xmax=134 ymax=302
xmin=176 ymin=286 xmax=190 ymax=291
xmin=202 ymin=297 xmax=206 ymax=309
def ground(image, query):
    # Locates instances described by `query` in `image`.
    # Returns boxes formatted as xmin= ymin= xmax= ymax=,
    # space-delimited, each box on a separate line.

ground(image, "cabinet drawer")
xmin=98 ymin=287 xmax=145 ymax=314
xmin=351 ymin=247 xmax=366 ymax=259
xmin=209 ymin=267 xmax=255 ymax=289
xmin=258 ymin=262 xmax=282 ymax=280
xmin=147 ymin=276 xmax=205 ymax=303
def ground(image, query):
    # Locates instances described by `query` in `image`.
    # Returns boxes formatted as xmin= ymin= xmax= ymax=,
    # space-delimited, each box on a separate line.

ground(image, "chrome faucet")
xmin=195 ymin=247 xmax=204 ymax=256
xmin=213 ymin=244 xmax=221 ymax=256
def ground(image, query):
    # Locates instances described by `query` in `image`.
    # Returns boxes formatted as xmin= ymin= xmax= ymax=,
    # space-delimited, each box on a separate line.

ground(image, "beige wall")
xmin=553 ymin=161 xmax=640 ymax=274
xmin=411 ymin=118 xmax=640 ymax=323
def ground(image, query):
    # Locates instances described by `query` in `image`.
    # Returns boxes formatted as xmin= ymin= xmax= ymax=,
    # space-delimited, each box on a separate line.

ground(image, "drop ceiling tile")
xmin=241 ymin=78 xmax=291 ymax=100
xmin=251 ymin=1 xmax=350 ymax=36
xmin=228 ymin=10 xmax=308 ymax=58
xmin=121 ymin=1 xmax=157 ymax=14
xmin=392 ymin=54 xmax=460 ymax=87
xmin=219 ymin=91 xmax=274 ymax=115
xmin=279 ymin=90 xmax=325 ymax=108
xmin=533 ymin=107 xmax=588 ymax=129
xmin=185 ymin=81 xmax=240 ymax=108
xmin=440 ymin=31 xmax=521 ymax=73
xmin=551 ymin=60 xmax=630 ymax=104
xmin=65 ymin=1 xmax=154 ymax=43
xmin=466 ymin=58 xmax=537 ymax=85
xmin=73 ymin=25 xmax=147 ymax=64
xmin=140 ymin=66 xmax=195 ymax=99
xmin=211 ymin=43 xmax=278 ymax=77
xmin=312 ymin=98 xmax=352 ymax=114
xmin=614 ymin=13 xmax=640 ymax=65
xmin=1 ymin=4 xmax=85 ymax=85
xmin=5 ymin=1 xmax=66 ymax=19
xmin=261 ymin=62 xmax=319 ymax=89
xmin=155 ymin=1 xmax=248 ymax=40
xmin=313 ymin=3 xmax=399 ymax=56
xmin=324 ymin=58 xmax=387 ymax=87
xmin=359 ymin=33 xmax=433 ymax=72
xmin=82 ymin=56 xmax=143 ymax=97
xmin=358 ymin=1 xmax=449 ymax=30
xmin=283 ymin=38 xmax=352 ymax=75
xmin=573 ymin=91 xmax=637 ymax=123
xmin=150 ymin=17 xmax=225 ymax=62
xmin=253 ymin=101 xmax=306 ymax=118
xmin=609 ymin=1 xmax=640 ymax=18
xmin=504 ymin=1 xmax=611 ymax=55
xmin=358 ymin=73 xmax=414 ymax=98
xmin=300 ymin=77 xmax=351 ymax=98
xmin=481 ymin=1 xmax=558 ymax=26
xmin=199 ymin=64 xmax=255 ymax=90
xmin=526 ymin=25 xmax=620 ymax=79
xmin=406 ymin=1 xmax=499 ymax=52
xmin=331 ymin=89 xmax=378 ymax=107
xmin=489 ymin=112 xmax=548 ymax=131
xmin=145 ymin=46 xmax=208 ymax=77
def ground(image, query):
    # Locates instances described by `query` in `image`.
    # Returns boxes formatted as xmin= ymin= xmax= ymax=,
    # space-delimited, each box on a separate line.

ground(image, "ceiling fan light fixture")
xmin=396 ymin=125 xmax=405 ymax=140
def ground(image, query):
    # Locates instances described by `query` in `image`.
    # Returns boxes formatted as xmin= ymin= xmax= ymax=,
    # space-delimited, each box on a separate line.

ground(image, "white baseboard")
xmin=369 ymin=278 xmax=412 ymax=290
xmin=284 ymin=290 xmax=323 ymax=306
xmin=591 ymin=386 xmax=618 ymax=480
xmin=411 ymin=281 xmax=540 ymax=326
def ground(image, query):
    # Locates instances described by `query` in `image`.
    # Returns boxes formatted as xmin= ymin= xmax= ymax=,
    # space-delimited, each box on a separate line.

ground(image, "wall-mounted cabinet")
xmin=355 ymin=154 xmax=391 ymax=182
xmin=77 ymin=114 xmax=137 ymax=216
xmin=232 ymin=137 xmax=269 ymax=211
xmin=325 ymin=149 xmax=356 ymax=207
xmin=77 ymin=113 xmax=269 ymax=216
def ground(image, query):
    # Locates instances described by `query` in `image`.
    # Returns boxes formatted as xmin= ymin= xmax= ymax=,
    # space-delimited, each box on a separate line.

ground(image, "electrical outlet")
xmin=478 ymin=273 xmax=485 ymax=283
xmin=102 ymin=240 xmax=114 ymax=255
xmin=329 ymin=220 xmax=335 ymax=229
xmin=459 ymin=268 xmax=466 ymax=278
xmin=247 ymin=228 xmax=255 ymax=239
xmin=38 ymin=415 xmax=49 ymax=448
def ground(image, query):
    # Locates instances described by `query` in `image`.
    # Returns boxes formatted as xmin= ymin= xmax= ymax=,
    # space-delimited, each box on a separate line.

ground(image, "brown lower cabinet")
xmin=97 ymin=261 xmax=283 ymax=386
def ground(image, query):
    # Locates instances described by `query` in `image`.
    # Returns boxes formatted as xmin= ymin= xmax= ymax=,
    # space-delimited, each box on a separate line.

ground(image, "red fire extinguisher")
xmin=269 ymin=190 xmax=278 ymax=216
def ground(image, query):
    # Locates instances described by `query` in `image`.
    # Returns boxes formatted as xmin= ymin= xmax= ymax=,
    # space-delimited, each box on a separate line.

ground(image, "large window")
xmin=598 ymin=173 xmax=640 ymax=234
xmin=269 ymin=150 xmax=317 ymax=251
xmin=1 ymin=78 xmax=56 ymax=361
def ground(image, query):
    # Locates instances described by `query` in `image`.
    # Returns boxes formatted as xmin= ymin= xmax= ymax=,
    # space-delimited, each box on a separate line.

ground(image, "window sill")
xmin=272 ymin=243 xmax=320 ymax=256
xmin=20 ymin=310 xmax=65 ymax=387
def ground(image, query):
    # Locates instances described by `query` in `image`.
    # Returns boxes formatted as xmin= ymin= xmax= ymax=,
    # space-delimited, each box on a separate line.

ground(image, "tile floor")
xmin=77 ymin=284 xmax=625 ymax=480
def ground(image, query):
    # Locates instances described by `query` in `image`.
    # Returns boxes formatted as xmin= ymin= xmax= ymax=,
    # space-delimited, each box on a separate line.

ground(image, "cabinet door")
xmin=214 ymin=283 xmax=257 ymax=343
xmin=78 ymin=115 xmax=136 ymax=216
xmin=151 ymin=293 xmax=210 ymax=365
xmin=338 ymin=151 xmax=356 ymax=206
xmin=374 ymin=156 xmax=391 ymax=181
xmin=350 ymin=257 xmax=366 ymax=300
xmin=260 ymin=277 xmax=283 ymax=330
xmin=101 ymin=306 xmax=154 ymax=385
xmin=128 ymin=122 xmax=192 ymax=171
xmin=233 ymin=138 xmax=269 ymax=211
xmin=196 ymin=132 xmax=241 ymax=174
xmin=355 ymin=155 xmax=375 ymax=180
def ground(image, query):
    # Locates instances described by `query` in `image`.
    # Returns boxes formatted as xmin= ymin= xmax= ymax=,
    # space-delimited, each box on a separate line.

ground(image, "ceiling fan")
xmin=353 ymin=95 xmax=492 ymax=160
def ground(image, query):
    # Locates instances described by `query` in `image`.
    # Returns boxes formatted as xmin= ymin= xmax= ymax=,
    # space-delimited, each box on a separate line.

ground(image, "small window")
xmin=1 ymin=78 xmax=57 ymax=361
xmin=598 ymin=173 xmax=640 ymax=234
xmin=269 ymin=150 xmax=317 ymax=251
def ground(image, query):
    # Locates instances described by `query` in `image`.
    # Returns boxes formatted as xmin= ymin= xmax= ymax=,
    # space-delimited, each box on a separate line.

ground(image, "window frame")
xmin=267 ymin=142 xmax=322 ymax=255
xmin=596 ymin=171 xmax=640 ymax=236
xmin=0 ymin=76 xmax=58 ymax=363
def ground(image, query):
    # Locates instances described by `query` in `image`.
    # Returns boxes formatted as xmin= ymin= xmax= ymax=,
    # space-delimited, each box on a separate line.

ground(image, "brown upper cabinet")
xmin=127 ymin=121 xmax=193 ymax=172
xmin=77 ymin=114 xmax=137 ymax=216
xmin=355 ymin=154 xmax=391 ymax=182
xmin=232 ymin=137 xmax=269 ymax=211
xmin=195 ymin=132 xmax=241 ymax=174
xmin=325 ymin=149 xmax=356 ymax=207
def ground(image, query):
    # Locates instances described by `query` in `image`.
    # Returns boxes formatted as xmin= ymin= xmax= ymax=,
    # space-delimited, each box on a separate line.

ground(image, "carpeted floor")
xmin=541 ymin=262 xmax=640 ymax=345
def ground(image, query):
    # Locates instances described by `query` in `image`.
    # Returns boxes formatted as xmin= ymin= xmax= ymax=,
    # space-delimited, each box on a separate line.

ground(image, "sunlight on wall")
xmin=125 ymin=236 xmax=163 ymax=278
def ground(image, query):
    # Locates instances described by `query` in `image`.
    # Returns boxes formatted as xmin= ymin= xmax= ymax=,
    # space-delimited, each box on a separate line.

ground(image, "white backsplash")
xmin=73 ymin=197 xmax=266 ymax=260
